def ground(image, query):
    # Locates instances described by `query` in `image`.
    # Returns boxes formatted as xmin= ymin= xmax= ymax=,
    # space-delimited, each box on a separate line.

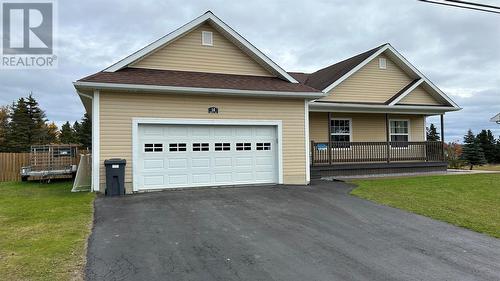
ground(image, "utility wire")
xmin=418 ymin=0 xmax=500 ymax=14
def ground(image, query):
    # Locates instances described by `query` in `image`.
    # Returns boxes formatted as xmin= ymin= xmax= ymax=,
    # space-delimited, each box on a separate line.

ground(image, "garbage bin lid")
xmin=104 ymin=158 xmax=126 ymax=165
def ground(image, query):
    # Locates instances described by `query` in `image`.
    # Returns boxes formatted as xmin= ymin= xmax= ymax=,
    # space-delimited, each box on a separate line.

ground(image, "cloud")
xmin=0 ymin=0 xmax=499 ymax=142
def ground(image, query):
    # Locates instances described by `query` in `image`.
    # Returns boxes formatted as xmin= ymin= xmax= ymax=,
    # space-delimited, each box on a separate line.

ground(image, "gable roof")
xmin=303 ymin=43 xmax=460 ymax=109
xmin=78 ymin=68 xmax=319 ymax=93
xmin=103 ymin=11 xmax=298 ymax=83
xmin=302 ymin=44 xmax=386 ymax=91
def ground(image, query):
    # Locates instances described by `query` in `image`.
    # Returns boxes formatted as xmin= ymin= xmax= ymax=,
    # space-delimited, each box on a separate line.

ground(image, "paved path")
xmin=86 ymin=181 xmax=500 ymax=281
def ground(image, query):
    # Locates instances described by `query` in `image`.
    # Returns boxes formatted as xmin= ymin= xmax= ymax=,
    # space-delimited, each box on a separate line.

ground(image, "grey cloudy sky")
xmin=1 ymin=0 xmax=499 ymax=142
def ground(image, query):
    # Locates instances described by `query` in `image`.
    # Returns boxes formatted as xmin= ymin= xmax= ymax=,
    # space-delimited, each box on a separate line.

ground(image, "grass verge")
xmin=0 ymin=180 xmax=95 ymax=280
xmin=351 ymin=174 xmax=500 ymax=238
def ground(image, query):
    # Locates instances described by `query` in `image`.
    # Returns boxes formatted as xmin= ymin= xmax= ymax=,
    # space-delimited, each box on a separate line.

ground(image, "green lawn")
xmin=0 ymin=181 xmax=95 ymax=281
xmin=351 ymin=174 xmax=500 ymax=238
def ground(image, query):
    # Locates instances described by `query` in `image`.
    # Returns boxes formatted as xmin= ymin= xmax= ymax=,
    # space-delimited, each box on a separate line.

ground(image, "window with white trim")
xmin=330 ymin=119 xmax=351 ymax=141
xmin=390 ymin=120 xmax=409 ymax=146
xmin=379 ymin=57 xmax=387 ymax=69
xmin=144 ymin=143 xmax=163 ymax=152
xmin=169 ymin=143 xmax=187 ymax=152
xmin=201 ymin=31 xmax=213 ymax=46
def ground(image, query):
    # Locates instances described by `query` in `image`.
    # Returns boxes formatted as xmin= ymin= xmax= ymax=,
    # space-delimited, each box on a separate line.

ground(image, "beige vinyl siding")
xmin=398 ymin=86 xmax=443 ymax=105
xmin=99 ymin=92 xmax=306 ymax=192
xmin=309 ymin=112 xmax=426 ymax=142
xmin=131 ymin=23 xmax=273 ymax=77
xmin=309 ymin=112 xmax=329 ymax=142
xmin=319 ymin=54 xmax=414 ymax=103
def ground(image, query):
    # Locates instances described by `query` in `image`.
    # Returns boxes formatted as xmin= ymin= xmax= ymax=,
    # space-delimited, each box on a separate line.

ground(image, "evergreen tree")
xmin=0 ymin=106 xmax=9 ymax=151
xmin=462 ymin=129 xmax=486 ymax=170
xmin=476 ymin=130 xmax=496 ymax=163
xmin=0 ymin=106 xmax=9 ymax=152
xmin=25 ymin=94 xmax=48 ymax=144
xmin=76 ymin=114 xmax=91 ymax=149
xmin=426 ymin=124 xmax=440 ymax=141
xmin=60 ymin=121 xmax=76 ymax=144
xmin=6 ymin=98 xmax=31 ymax=151
xmin=5 ymin=94 xmax=48 ymax=152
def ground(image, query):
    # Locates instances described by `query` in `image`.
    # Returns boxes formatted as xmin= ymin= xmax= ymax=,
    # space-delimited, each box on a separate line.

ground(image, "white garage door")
xmin=137 ymin=124 xmax=278 ymax=190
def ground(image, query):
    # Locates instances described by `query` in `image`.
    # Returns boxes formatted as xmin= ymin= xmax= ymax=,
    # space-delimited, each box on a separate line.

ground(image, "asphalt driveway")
xmin=86 ymin=181 xmax=500 ymax=281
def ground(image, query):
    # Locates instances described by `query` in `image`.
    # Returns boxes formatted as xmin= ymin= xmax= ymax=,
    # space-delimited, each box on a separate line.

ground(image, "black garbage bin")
xmin=104 ymin=159 xmax=126 ymax=196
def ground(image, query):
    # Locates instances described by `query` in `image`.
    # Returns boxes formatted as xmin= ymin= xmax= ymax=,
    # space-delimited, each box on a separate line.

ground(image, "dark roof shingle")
xmin=301 ymin=44 xmax=386 ymax=91
xmin=78 ymin=68 xmax=321 ymax=93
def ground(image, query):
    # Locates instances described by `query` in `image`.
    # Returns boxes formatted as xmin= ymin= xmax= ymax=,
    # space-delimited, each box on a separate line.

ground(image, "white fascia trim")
xmin=77 ymin=91 xmax=93 ymax=100
xmin=103 ymin=12 xmax=298 ymax=83
xmin=322 ymin=44 xmax=390 ymax=93
xmin=73 ymin=81 xmax=323 ymax=98
xmin=131 ymin=118 xmax=284 ymax=192
xmin=304 ymin=100 xmax=310 ymax=184
xmin=388 ymin=78 xmax=424 ymax=106
xmin=321 ymin=44 xmax=460 ymax=110
xmin=309 ymin=102 xmax=460 ymax=115
xmin=386 ymin=45 xmax=460 ymax=109
xmin=91 ymin=90 xmax=100 ymax=192
xmin=104 ymin=13 xmax=211 ymax=72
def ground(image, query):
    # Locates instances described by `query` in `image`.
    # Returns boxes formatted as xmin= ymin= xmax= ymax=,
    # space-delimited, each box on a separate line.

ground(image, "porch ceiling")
xmin=308 ymin=101 xmax=459 ymax=115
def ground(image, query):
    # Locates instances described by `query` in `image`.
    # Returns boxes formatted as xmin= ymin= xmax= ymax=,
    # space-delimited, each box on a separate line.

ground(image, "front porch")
xmin=308 ymin=108 xmax=448 ymax=178
xmin=311 ymin=140 xmax=445 ymax=166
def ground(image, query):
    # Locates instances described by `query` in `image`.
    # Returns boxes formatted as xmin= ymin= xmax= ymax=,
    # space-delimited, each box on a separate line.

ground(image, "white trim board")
xmin=73 ymin=81 xmax=323 ymax=99
xmin=91 ymin=90 xmax=100 ymax=191
xmin=321 ymin=44 xmax=460 ymax=110
xmin=309 ymin=101 xmax=460 ymax=115
xmin=131 ymin=118 xmax=284 ymax=192
xmin=103 ymin=11 xmax=298 ymax=83
xmin=304 ymin=100 xmax=310 ymax=184
xmin=388 ymin=79 xmax=424 ymax=105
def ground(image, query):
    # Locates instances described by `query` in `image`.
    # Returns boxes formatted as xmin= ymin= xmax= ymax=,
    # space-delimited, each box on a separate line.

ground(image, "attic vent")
xmin=379 ymin=58 xmax=387 ymax=69
xmin=202 ymin=31 xmax=213 ymax=46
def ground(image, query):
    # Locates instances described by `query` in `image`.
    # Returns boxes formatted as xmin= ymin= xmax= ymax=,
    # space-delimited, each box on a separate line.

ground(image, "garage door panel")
xmin=168 ymin=174 xmax=189 ymax=185
xmin=191 ymin=127 xmax=210 ymax=137
xmin=167 ymin=127 xmax=189 ymax=137
xmin=214 ymin=127 xmax=233 ymax=137
xmin=256 ymin=171 xmax=274 ymax=181
xmin=192 ymin=174 xmax=211 ymax=184
xmin=214 ymin=157 xmax=232 ymax=167
xmin=236 ymin=127 xmax=252 ymax=137
xmin=235 ymin=172 xmax=253 ymax=181
xmin=138 ymin=124 xmax=277 ymax=189
xmin=235 ymin=157 xmax=252 ymax=167
xmin=168 ymin=158 xmax=188 ymax=169
xmin=215 ymin=173 xmax=232 ymax=183
xmin=144 ymin=175 xmax=164 ymax=186
xmin=143 ymin=159 xmax=164 ymax=169
xmin=191 ymin=158 xmax=210 ymax=168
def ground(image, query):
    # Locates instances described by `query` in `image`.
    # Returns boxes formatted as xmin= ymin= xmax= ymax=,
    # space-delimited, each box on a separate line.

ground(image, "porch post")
xmin=328 ymin=112 xmax=332 ymax=165
xmin=440 ymin=114 xmax=445 ymax=161
xmin=385 ymin=113 xmax=390 ymax=163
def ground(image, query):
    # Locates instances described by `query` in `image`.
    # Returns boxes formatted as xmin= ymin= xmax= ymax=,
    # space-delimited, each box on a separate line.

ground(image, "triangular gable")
xmin=131 ymin=23 xmax=273 ymax=77
xmin=318 ymin=53 xmax=414 ymax=103
xmin=318 ymin=44 xmax=459 ymax=109
xmin=397 ymin=85 xmax=447 ymax=106
xmin=104 ymin=11 xmax=298 ymax=83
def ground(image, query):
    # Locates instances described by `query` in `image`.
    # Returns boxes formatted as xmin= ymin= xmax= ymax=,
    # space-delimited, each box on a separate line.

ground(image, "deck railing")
xmin=311 ymin=141 xmax=445 ymax=166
